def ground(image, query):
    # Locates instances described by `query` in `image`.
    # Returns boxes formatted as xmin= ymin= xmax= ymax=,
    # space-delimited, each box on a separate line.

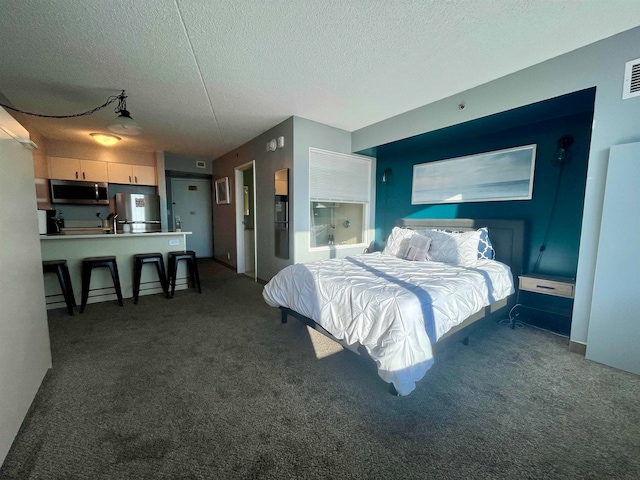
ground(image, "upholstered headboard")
xmin=395 ymin=218 xmax=526 ymax=281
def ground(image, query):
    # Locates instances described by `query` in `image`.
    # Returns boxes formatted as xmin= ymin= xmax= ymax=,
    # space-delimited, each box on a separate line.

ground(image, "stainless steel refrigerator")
xmin=115 ymin=193 xmax=161 ymax=233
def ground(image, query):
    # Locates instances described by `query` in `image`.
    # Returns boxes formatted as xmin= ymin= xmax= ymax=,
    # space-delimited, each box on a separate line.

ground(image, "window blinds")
xmin=309 ymin=148 xmax=371 ymax=202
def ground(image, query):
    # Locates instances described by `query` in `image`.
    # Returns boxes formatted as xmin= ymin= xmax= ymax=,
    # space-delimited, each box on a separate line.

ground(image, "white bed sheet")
xmin=262 ymin=252 xmax=514 ymax=395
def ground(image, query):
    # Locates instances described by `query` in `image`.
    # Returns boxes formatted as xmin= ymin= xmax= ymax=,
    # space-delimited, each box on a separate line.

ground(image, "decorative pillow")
xmin=416 ymin=229 xmax=482 ymax=266
xmin=477 ymin=227 xmax=496 ymax=260
xmin=397 ymin=233 xmax=431 ymax=261
xmin=383 ymin=227 xmax=417 ymax=257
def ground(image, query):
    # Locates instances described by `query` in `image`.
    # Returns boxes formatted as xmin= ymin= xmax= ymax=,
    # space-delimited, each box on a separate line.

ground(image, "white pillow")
xmin=383 ymin=228 xmax=415 ymax=256
xmin=417 ymin=229 xmax=482 ymax=266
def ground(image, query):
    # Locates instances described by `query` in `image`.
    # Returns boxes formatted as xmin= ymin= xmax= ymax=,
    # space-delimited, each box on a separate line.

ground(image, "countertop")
xmin=40 ymin=231 xmax=191 ymax=240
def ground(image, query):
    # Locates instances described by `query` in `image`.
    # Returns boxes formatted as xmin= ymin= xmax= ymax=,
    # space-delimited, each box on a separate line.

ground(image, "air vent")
xmin=622 ymin=57 xmax=640 ymax=99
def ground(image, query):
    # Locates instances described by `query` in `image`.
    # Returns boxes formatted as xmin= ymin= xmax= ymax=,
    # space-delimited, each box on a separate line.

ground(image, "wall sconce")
xmin=90 ymin=133 xmax=121 ymax=146
xmin=554 ymin=135 xmax=574 ymax=165
xmin=382 ymin=168 xmax=393 ymax=184
xmin=266 ymin=136 xmax=285 ymax=152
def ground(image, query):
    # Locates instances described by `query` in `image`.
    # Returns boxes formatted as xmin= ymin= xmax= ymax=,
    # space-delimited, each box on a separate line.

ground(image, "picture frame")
xmin=411 ymin=144 xmax=537 ymax=204
xmin=215 ymin=177 xmax=230 ymax=205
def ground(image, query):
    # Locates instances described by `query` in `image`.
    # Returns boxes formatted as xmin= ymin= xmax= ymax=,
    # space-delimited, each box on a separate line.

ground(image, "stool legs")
xmin=43 ymin=261 xmax=76 ymax=315
xmin=108 ymin=262 xmax=124 ymax=307
xmin=170 ymin=255 xmax=178 ymax=298
xmin=168 ymin=252 xmax=201 ymax=296
xmin=188 ymin=257 xmax=202 ymax=293
xmin=133 ymin=258 xmax=143 ymax=304
xmin=133 ymin=255 xmax=170 ymax=304
xmin=59 ymin=264 xmax=76 ymax=315
xmin=80 ymin=262 xmax=92 ymax=313
xmin=156 ymin=259 xmax=170 ymax=299
xmin=80 ymin=257 xmax=124 ymax=313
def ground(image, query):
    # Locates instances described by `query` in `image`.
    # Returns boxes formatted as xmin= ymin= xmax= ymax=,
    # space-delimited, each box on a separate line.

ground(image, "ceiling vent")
xmin=622 ymin=57 xmax=640 ymax=99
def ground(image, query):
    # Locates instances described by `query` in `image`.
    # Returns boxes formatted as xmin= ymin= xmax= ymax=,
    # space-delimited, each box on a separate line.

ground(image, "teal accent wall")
xmin=374 ymin=92 xmax=595 ymax=278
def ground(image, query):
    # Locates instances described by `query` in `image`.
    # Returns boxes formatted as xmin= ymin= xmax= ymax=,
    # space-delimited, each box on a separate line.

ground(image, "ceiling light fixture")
xmin=90 ymin=133 xmax=121 ymax=146
xmin=0 ymin=90 xmax=142 ymax=136
xmin=107 ymin=92 xmax=143 ymax=136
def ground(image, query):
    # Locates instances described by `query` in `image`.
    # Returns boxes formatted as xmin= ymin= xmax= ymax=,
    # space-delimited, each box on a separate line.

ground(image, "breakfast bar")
xmin=40 ymin=231 xmax=192 ymax=310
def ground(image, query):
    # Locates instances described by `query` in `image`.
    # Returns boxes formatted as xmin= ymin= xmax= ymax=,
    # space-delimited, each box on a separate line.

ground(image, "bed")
xmin=262 ymin=218 xmax=525 ymax=396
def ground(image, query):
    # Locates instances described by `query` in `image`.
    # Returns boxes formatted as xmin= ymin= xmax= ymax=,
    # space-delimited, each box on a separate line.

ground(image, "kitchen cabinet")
xmin=108 ymin=163 xmax=156 ymax=186
xmin=49 ymin=157 xmax=108 ymax=182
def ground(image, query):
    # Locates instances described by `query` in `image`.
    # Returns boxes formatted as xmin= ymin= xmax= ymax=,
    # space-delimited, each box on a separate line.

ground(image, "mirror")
xmin=274 ymin=168 xmax=289 ymax=259
xmin=243 ymin=186 xmax=250 ymax=216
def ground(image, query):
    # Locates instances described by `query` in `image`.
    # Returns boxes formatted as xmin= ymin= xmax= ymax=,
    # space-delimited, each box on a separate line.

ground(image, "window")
xmin=309 ymin=148 xmax=372 ymax=249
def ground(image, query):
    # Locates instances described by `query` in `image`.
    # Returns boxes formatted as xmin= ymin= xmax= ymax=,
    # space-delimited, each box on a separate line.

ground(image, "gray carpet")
xmin=2 ymin=259 xmax=639 ymax=479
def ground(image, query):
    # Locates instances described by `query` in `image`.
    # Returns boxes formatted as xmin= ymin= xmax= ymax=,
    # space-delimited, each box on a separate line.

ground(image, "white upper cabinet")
xmin=107 ymin=163 xmax=156 ymax=186
xmin=49 ymin=157 xmax=108 ymax=182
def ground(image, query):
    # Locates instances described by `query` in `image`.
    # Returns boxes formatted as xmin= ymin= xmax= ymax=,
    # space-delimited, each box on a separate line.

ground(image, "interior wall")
xmin=211 ymin=117 xmax=294 ymax=281
xmin=164 ymin=152 xmax=212 ymax=174
xmin=44 ymin=139 xmax=156 ymax=166
xmin=0 ymin=108 xmax=51 ymax=465
xmin=353 ymin=26 xmax=640 ymax=347
xmin=292 ymin=116 xmax=376 ymax=264
xmin=375 ymin=109 xmax=594 ymax=279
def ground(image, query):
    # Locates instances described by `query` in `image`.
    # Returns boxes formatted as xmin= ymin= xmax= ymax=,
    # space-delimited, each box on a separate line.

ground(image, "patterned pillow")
xmin=477 ymin=227 xmax=496 ymax=260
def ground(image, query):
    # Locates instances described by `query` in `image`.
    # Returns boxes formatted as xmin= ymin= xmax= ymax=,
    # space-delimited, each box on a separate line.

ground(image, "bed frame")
xmin=280 ymin=218 xmax=525 ymax=393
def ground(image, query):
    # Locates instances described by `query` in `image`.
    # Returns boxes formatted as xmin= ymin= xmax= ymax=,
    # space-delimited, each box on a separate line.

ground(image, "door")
xmin=170 ymin=178 xmax=213 ymax=257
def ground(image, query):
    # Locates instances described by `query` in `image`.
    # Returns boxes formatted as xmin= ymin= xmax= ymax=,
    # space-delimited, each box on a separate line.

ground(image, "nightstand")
xmin=510 ymin=274 xmax=576 ymax=331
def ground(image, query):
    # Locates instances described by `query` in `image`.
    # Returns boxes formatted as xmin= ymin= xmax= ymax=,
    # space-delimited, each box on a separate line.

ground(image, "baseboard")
xmin=569 ymin=341 xmax=587 ymax=356
xmin=213 ymin=258 xmax=235 ymax=271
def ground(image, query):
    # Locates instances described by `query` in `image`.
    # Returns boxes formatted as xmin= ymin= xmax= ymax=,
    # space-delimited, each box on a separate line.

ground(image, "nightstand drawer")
xmin=519 ymin=275 xmax=575 ymax=298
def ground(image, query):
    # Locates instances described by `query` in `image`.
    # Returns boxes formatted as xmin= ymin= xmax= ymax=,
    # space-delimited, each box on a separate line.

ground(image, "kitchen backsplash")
xmin=44 ymin=183 xmax=158 ymax=227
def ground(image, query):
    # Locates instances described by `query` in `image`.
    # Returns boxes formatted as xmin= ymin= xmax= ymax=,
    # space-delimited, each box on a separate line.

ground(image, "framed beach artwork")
xmin=215 ymin=177 xmax=230 ymax=204
xmin=411 ymin=144 xmax=537 ymax=204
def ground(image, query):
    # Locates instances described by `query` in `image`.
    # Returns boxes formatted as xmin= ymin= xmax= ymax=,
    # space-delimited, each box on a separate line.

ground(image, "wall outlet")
xmin=169 ymin=239 xmax=179 ymax=246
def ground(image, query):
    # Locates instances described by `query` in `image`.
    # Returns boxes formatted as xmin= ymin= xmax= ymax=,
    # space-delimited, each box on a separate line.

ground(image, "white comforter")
xmin=262 ymin=252 xmax=514 ymax=395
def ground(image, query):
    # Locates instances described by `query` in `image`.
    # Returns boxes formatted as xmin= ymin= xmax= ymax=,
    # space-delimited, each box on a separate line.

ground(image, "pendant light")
xmin=107 ymin=91 xmax=143 ymax=136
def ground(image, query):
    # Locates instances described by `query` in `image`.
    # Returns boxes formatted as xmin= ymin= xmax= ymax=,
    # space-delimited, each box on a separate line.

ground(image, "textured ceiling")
xmin=1 ymin=0 xmax=639 ymax=159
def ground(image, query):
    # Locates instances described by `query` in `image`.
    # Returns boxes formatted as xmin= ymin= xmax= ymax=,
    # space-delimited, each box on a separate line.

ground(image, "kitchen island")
xmin=40 ymin=231 xmax=192 ymax=310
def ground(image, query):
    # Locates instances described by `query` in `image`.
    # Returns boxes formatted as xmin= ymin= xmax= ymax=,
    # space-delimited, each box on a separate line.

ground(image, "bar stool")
xmin=168 ymin=250 xmax=201 ymax=297
xmin=133 ymin=253 xmax=170 ymax=304
xmin=42 ymin=259 xmax=76 ymax=316
xmin=80 ymin=256 xmax=124 ymax=313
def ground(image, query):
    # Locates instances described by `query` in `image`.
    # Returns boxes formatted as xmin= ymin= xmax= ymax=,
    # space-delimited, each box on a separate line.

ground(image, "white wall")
xmin=292 ymin=116 xmax=376 ymax=264
xmin=352 ymin=26 xmax=640 ymax=347
xmin=585 ymin=142 xmax=640 ymax=374
xmin=0 ymin=108 xmax=52 ymax=464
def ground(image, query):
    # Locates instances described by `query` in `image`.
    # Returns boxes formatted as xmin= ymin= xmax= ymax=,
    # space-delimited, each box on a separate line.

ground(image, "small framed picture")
xmin=215 ymin=177 xmax=230 ymax=205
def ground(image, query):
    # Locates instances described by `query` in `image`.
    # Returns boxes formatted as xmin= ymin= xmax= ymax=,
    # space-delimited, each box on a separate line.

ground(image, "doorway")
xmin=235 ymin=161 xmax=256 ymax=280
xmin=170 ymin=178 xmax=213 ymax=257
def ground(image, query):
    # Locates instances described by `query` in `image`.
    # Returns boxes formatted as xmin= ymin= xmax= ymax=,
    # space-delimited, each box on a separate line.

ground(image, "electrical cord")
xmin=0 ymin=90 xmax=126 ymax=119
xmin=500 ymin=306 xmax=570 ymax=338
xmin=532 ymin=158 xmax=565 ymax=273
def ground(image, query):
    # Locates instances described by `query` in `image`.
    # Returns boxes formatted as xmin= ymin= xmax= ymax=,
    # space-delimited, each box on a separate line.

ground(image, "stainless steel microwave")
xmin=50 ymin=179 xmax=109 ymax=205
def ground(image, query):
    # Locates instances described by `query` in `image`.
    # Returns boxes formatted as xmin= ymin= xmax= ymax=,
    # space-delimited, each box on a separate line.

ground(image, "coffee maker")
xmin=45 ymin=210 xmax=64 ymax=234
